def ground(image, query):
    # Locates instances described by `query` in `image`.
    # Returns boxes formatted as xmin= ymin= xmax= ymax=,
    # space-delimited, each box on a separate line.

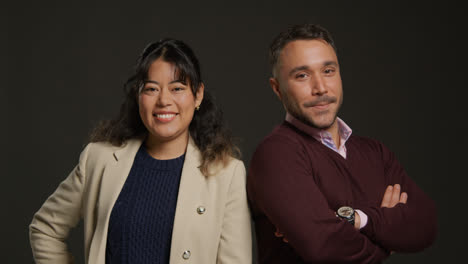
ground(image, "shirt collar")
xmin=285 ymin=112 xmax=352 ymax=148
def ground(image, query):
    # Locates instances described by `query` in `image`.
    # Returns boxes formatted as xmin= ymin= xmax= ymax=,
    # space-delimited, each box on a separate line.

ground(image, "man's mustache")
xmin=303 ymin=96 xmax=337 ymax=107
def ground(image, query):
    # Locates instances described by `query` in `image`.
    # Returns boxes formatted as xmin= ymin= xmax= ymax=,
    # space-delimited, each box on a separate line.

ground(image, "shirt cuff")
xmin=355 ymin=209 xmax=368 ymax=229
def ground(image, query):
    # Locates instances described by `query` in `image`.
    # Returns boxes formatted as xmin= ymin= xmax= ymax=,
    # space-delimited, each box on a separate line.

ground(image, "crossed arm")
xmin=355 ymin=142 xmax=437 ymax=252
xmin=248 ymin=136 xmax=437 ymax=263
xmin=357 ymin=183 xmax=408 ymax=231
xmin=276 ymin=183 xmax=408 ymax=245
xmin=248 ymin=137 xmax=390 ymax=263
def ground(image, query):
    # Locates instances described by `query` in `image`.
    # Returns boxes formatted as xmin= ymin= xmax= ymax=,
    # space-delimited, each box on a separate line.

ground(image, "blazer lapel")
xmin=169 ymin=137 xmax=205 ymax=263
xmin=88 ymin=138 xmax=143 ymax=263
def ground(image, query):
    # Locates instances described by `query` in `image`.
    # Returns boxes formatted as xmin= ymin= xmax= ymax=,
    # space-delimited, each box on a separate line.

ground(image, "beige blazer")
xmin=29 ymin=137 xmax=252 ymax=264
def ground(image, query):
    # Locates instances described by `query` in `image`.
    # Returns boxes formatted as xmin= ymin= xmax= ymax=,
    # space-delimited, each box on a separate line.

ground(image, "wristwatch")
xmin=336 ymin=206 xmax=355 ymax=226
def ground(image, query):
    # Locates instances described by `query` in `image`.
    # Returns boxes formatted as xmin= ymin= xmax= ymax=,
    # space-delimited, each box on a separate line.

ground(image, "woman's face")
xmin=138 ymin=58 xmax=203 ymax=144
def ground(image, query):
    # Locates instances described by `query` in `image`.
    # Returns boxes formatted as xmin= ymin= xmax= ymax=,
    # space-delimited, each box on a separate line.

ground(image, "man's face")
xmin=271 ymin=39 xmax=343 ymax=130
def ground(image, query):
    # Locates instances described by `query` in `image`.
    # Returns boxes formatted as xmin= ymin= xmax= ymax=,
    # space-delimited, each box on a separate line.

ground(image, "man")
xmin=247 ymin=24 xmax=437 ymax=263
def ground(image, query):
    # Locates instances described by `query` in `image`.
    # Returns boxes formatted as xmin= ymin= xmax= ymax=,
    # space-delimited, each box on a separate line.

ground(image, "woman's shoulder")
xmin=81 ymin=138 xmax=143 ymax=165
xmin=209 ymin=156 xmax=245 ymax=178
xmin=83 ymin=141 xmax=121 ymax=160
xmin=225 ymin=156 xmax=245 ymax=171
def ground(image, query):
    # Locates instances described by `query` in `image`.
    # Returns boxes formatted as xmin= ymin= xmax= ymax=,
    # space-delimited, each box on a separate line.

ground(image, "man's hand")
xmin=354 ymin=211 xmax=361 ymax=230
xmin=274 ymin=226 xmax=288 ymax=243
xmin=380 ymin=184 xmax=408 ymax=255
xmin=380 ymin=184 xmax=408 ymax=208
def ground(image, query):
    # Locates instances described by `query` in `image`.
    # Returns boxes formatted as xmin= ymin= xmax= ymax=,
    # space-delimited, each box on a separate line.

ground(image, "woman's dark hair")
xmin=269 ymin=24 xmax=337 ymax=74
xmin=89 ymin=38 xmax=240 ymax=176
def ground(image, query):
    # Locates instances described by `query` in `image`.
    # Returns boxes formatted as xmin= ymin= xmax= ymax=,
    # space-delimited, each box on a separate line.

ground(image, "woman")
xmin=29 ymin=39 xmax=252 ymax=264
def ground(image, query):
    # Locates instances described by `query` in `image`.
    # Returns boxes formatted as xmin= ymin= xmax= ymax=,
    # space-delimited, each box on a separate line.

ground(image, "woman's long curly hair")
xmin=89 ymin=38 xmax=240 ymax=176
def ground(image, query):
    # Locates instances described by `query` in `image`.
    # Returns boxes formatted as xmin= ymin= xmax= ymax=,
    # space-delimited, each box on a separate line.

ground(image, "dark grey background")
xmin=3 ymin=1 xmax=465 ymax=263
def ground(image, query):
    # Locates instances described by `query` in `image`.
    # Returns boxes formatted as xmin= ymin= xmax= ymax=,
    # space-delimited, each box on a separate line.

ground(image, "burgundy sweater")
xmin=247 ymin=121 xmax=437 ymax=264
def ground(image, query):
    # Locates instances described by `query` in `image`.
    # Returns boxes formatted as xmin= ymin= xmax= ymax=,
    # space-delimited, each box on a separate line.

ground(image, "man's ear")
xmin=270 ymin=77 xmax=282 ymax=101
xmin=195 ymin=83 xmax=204 ymax=107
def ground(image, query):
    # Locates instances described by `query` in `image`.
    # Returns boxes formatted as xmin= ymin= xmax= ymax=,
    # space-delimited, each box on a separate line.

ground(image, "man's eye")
xmin=324 ymin=68 xmax=336 ymax=74
xmin=296 ymin=73 xmax=308 ymax=79
xmin=173 ymin=87 xmax=185 ymax=92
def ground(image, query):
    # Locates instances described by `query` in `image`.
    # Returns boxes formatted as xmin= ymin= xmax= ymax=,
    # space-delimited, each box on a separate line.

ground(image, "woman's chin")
xmin=147 ymin=129 xmax=188 ymax=143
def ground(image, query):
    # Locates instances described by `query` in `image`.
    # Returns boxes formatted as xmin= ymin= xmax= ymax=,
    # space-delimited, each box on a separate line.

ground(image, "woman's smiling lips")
xmin=153 ymin=111 xmax=178 ymax=122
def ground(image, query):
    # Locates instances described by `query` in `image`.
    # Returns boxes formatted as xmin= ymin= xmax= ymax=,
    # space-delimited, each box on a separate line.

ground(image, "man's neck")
xmin=325 ymin=120 xmax=340 ymax=149
xmin=285 ymin=113 xmax=341 ymax=148
xmin=285 ymin=113 xmax=353 ymax=159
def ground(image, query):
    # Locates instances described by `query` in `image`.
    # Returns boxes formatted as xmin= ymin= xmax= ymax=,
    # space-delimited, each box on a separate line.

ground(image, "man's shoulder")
xmin=250 ymin=122 xmax=312 ymax=163
xmin=348 ymin=135 xmax=389 ymax=154
xmin=258 ymin=122 xmax=307 ymax=148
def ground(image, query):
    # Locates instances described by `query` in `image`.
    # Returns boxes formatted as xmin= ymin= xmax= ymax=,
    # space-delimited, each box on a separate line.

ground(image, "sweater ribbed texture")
xmin=105 ymin=145 xmax=185 ymax=264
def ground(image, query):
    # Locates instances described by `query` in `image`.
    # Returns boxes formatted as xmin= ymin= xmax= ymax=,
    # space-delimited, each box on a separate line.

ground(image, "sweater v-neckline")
xmin=284 ymin=121 xmax=352 ymax=163
xmin=312 ymin=136 xmax=351 ymax=164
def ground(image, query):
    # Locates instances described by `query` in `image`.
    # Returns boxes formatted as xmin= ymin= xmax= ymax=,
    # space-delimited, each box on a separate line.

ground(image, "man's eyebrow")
xmin=288 ymin=61 xmax=339 ymax=76
xmin=323 ymin=61 xmax=338 ymax=67
xmin=289 ymin=65 xmax=309 ymax=76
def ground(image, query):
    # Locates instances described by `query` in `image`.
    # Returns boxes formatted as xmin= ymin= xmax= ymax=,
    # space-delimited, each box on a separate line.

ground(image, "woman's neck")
xmin=144 ymin=132 xmax=189 ymax=160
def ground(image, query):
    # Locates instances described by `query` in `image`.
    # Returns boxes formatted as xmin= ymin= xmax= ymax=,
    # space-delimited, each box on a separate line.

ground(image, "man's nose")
xmin=311 ymin=75 xmax=327 ymax=95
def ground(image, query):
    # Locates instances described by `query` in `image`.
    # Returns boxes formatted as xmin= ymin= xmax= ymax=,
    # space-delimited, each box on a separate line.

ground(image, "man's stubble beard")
xmin=282 ymin=91 xmax=343 ymax=130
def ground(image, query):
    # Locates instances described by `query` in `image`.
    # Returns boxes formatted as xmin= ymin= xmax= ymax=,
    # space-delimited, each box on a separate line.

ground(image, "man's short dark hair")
xmin=269 ymin=24 xmax=337 ymax=74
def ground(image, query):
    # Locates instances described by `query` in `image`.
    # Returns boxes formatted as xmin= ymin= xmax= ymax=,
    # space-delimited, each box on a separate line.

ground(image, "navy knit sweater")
xmin=105 ymin=145 xmax=185 ymax=264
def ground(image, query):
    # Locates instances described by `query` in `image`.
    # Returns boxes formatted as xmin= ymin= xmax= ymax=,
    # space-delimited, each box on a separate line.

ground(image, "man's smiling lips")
xmin=153 ymin=111 xmax=178 ymax=122
xmin=310 ymin=102 xmax=331 ymax=110
xmin=303 ymin=96 xmax=337 ymax=110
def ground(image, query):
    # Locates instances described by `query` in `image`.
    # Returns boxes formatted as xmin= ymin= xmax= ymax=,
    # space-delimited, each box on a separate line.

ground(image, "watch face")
xmin=338 ymin=206 xmax=354 ymax=217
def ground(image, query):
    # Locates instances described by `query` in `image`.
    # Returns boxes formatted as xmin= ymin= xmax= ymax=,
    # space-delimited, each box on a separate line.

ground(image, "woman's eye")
xmin=145 ymin=87 xmax=157 ymax=92
xmin=142 ymin=87 xmax=158 ymax=94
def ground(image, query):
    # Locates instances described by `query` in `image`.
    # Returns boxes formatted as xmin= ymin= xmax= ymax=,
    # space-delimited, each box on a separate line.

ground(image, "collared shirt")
xmin=285 ymin=112 xmax=368 ymax=228
xmin=285 ymin=113 xmax=352 ymax=159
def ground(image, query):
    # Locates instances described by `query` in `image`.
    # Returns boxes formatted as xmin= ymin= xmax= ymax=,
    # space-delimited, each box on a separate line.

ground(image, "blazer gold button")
xmin=197 ymin=206 xmax=206 ymax=214
xmin=182 ymin=250 xmax=191 ymax=259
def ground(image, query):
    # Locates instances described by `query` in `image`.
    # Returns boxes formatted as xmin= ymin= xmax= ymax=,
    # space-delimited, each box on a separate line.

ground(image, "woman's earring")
xmin=196 ymin=105 xmax=200 ymax=111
